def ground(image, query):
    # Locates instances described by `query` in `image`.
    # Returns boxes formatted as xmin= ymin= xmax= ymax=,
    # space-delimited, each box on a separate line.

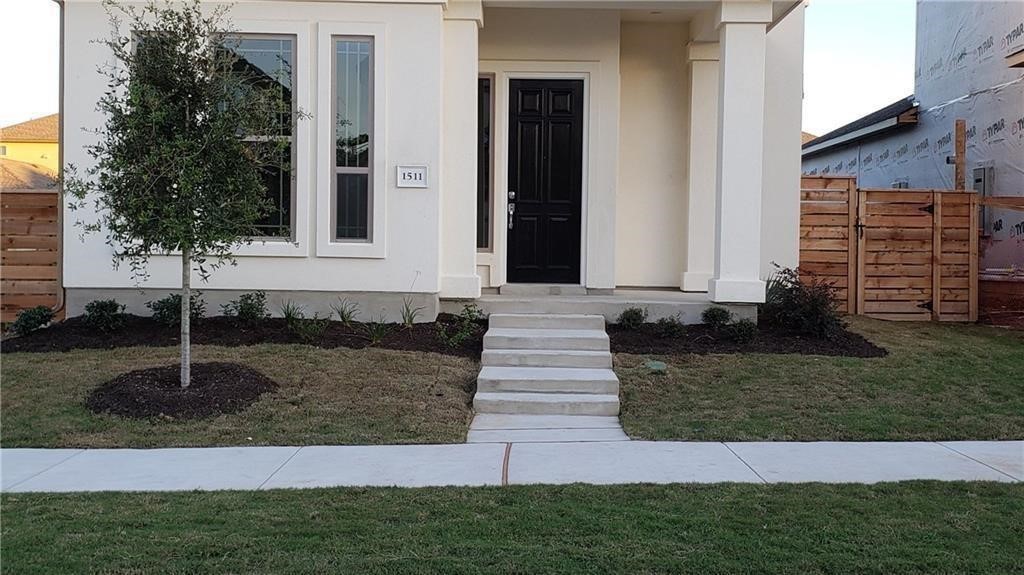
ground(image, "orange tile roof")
xmin=801 ymin=131 xmax=817 ymax=145
xmin=1 ymin=114 xmax=59 ymax=143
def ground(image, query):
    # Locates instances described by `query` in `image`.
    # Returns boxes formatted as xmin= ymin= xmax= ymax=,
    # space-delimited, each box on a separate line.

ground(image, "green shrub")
xmin=616 ymin=307 xmax=648 ymax=330
xmin=221 ymin=291 xmax=269 ymax=325
xmin=653 ymin=314 xmax=685 ymax=339
xmin=760 ymin=266 xmax=844 ymax=338
xmin=701 ymin=306 xmax=732 ymax=330
xmin=400 ymin=296 xmax=424 ymax=327
xmin=9 ymin=306 xmax=54 ymax=336
xmin=290 ymin=313 xmax=330 ymax=343
xmin=362 ymin=313 xmax=393 ymax=345
xmin=436 ymin=304 xmax=485 ymax=349
xmin=146 ymin=293 xmax=206 ymax=327
xmin=729 ymin=318 xmax=758 ymax=343
xmin=84 ymin=299 xmax=127 ymax=332
xmin=330 ymin=297 xmax=359 ymax=327
xmin=279 ymin=300 xmax=305 ymax=327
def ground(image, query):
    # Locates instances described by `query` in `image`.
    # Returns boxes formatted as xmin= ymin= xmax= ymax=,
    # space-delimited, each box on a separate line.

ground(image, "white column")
xmin=709 ymin=2 xmax=771 ymax=303
xmin=439 ymin=2 xmax=483 ymax=298
xmin=681 ymin=42 xmax=719 ymax=292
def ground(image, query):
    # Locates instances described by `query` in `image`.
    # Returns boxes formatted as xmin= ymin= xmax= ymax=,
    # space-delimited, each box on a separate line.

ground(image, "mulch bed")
xmin=85 ymin=362 xmax=279 ymax=420
xmin=608 ymin=323 xmax=887 ymax=357
xmin=1 ymin=314 xmax=485 ymax=357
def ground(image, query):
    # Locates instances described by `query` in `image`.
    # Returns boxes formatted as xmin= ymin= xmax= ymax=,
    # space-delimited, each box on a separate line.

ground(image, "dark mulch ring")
xmin=2 ymin=314 xmax=485 ymax=357
xmin=608 ymin=323 xmax=887 ymax=358
xmin=85 ymin=362 xmax=279 ymax=420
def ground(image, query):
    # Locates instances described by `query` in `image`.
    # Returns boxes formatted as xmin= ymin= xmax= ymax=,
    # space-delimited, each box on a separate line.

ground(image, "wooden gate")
xmin=799 ymin=177 xmax=978 ymax=322
xmin=1 ymin=190 xmax=61 ymax=322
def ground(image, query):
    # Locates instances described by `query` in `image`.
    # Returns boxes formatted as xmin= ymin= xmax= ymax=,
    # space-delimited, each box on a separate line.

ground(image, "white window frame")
xmin=229 ymin=21 xmax=311 ymax=258
xmin=317 ymin=22 xmax=387 ymax=258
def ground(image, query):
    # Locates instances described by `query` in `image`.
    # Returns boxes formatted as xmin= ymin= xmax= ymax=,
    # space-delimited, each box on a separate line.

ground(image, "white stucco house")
xmin=59 ymin=0 xmax=806 ymax=322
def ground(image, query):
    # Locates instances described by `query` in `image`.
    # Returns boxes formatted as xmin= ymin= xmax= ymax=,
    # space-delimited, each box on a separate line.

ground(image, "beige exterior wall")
xmin=616 ymin=22 xmax=690 ymax=287
xmin=0 ymin=142 xmax=58 ymax=174
xmin=761 ymin=3 xmax=805 ymax=277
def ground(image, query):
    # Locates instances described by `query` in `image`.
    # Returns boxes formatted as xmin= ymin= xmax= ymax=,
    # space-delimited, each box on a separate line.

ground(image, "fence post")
xmin=931 ymin=192 xmax=942 ymax=321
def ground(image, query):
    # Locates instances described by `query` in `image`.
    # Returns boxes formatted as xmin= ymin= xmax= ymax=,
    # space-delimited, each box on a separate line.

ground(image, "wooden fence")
xmin=1 ymin=190 xmax=61 ymax=322
xmin=800 ymin=176 xmax=978 ymax=322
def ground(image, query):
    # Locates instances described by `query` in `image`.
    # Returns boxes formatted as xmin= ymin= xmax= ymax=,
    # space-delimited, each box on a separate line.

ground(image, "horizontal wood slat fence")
xmin=1 ymin=190 xmax=61 ymax=322
xmin=800 ymin=176 xmax=978 ymax=322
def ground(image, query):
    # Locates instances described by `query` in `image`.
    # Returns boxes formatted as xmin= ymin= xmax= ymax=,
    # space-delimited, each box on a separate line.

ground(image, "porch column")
xmin=709 ymin=1 xmax=771 ymax=303
xmin=440 ymin=1 xmax=483 ymax=298
xmin=680 ymin=41 xmax=719 ymax=292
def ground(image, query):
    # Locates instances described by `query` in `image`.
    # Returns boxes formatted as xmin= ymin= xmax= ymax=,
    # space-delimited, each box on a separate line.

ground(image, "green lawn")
xmin=0 ymin=345 xmax=477 ymax=447
xmin=618 ymin=318 xmax=1024 ymax=441
xmin=2 ymin=482 xmax=1021 ymax=574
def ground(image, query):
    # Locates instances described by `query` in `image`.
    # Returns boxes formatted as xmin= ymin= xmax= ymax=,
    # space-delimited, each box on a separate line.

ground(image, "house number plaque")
xmin=396 ymin=165 xmax=428 ymax=188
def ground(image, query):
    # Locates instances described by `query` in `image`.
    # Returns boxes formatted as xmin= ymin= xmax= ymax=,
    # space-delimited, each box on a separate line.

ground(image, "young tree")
xmin=66 ymin=0 xmax=298 ymax=387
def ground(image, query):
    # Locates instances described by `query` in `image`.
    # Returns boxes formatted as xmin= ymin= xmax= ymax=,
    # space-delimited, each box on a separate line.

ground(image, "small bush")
xmin=400 ymin=296 xmax=424 ymax=327
xmin=146 ymin=293 xmax=206 ymax=327
xmin=279 ymin=300 xmax=305 ymax=327
xmin=9 ymin=306 xmax=54 ymax=336
xmin=290 ymin=313 xmax=330 ymax=343
xmin=701 ymin=306 xmax=732 ymax=330
xmin=616 ymin=307 xmax=648 ymax=330
xmin=729 ymin=318 xmax=758 ymax=343
xmin=362 ymin=313 xmax=393 ymax=345
xmin=760 ymin=266 xmax=844 ymax=338
xmin=222 ymin=291 xmax=269 ymax=325
xmin=330 ymin=297 xmax=359 ymax=326
xmin=436 ymin=304 xmax=485 ymax=349
xmin=84 ymin=299 xmax=127 ymax=332
xmin=653 ymin=314 xmax=686 ymax=339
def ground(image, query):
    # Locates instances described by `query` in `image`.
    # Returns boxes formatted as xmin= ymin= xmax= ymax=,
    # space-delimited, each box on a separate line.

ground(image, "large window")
xmin=223 ymin=35 xmax=296 ymax=239
xmin=332 ymin=37 xmax=373 ymax=241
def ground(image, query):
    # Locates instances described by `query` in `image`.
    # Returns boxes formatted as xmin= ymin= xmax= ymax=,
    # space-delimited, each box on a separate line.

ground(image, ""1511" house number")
xmin=396 ymin=165 xmax=428 ymax=188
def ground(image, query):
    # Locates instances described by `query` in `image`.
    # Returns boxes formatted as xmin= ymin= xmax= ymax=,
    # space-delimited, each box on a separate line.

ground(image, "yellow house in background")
xmin=0 ymin=114 xmax=59 ymax=175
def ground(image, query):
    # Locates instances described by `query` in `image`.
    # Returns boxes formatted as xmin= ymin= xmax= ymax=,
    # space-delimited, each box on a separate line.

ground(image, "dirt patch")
xmin=2 ymin=314 xmax=485 ymax=357
xmin=85 ymin=362 xmax=279 ymax=420
xmin=608 ymin=323 xmax=887 ymax=358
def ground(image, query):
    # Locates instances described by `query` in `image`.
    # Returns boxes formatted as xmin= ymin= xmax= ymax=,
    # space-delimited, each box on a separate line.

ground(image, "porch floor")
xmin=443 ymin=289 xmax=755 ymax=323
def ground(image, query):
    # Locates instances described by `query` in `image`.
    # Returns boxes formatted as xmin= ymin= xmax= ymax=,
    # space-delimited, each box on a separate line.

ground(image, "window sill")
xmin=315 ymin=238 xmax=386 ymax=259
xmin=232 ymin=238 xmax=309 ymax=258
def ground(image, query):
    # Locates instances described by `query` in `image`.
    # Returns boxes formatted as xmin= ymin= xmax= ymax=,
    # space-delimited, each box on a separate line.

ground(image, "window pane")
xmin=225 ymin=36 xmax=294 ymax=136
xmin=336 ymin=173 xmax=369 ymax=240
xmin=253 ymin=142 xmax=292 ymax=238
xmin=477 ymin=78 xmax=492 ymax=249
xmin=335 ymin=39 xmax=371 ymax=168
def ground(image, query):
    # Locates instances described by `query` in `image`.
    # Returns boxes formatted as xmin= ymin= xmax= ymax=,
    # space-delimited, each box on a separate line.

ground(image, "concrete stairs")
xmin=469 ymin=313 xmax=626 ymax=443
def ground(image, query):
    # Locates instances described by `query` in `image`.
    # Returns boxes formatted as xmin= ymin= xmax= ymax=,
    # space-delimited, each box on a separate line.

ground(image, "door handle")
xmin=508 ymin=202 xmax=516 ymax=229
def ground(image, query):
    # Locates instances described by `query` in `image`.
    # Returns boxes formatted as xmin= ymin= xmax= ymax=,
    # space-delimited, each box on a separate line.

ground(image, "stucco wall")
xmin=62 ymin=0 xmax=445 ymax=294
xmin=616 ymin=22 xmax=690 ymax=287
xmin=760 ymin=3 xmax=805 ymax=277
xmin=478 ymin=8 xmax=621 ymax=289
xmin=0 ymin=142 xmax=59 ymax=174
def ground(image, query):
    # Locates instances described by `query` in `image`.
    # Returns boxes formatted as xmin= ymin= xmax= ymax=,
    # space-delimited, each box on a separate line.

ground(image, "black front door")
xmin=507 ymin=79 xmax=584 ymax=284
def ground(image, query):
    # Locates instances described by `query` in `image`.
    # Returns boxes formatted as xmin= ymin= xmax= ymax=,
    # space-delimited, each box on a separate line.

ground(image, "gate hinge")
xmin=919 ymin=203 xmax=935 ymax=214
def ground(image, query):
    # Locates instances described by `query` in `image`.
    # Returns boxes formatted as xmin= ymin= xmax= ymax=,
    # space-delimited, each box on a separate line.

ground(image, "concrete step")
xmin=489 ymin=313 xmax=605 ymax=331
xmin=483 ymin=328 xmax=609 ymax=352
xmin=470 ymin=414 xmax=623 ymax=430
xmin=467 ymin=427 xmax=629 ymax=443
xmin=470 ymin=296 xmax=723 ymax=323
xmin=474 ymin=392 xmax=620 ymax=416
xmin=481 ymin=349 xmax=613 ymax=369
xmin=477 ymin=366 xmax=619 ymax=394
xmin=499 ymin=284 xmax=588 ymax=297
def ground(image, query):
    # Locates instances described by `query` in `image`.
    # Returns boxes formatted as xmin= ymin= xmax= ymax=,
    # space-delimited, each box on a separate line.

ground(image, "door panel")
xmin=507 ymin=79 xmax=584 ymax=284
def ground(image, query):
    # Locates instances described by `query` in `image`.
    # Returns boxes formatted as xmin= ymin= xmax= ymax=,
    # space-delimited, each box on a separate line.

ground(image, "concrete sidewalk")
xmin=1 ymin=441 xmax=1020 ymax=493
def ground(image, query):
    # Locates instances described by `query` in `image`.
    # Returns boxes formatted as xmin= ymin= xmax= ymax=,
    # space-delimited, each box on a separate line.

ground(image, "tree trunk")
xmin=180 ymin=248 xmax=191 ymax=388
